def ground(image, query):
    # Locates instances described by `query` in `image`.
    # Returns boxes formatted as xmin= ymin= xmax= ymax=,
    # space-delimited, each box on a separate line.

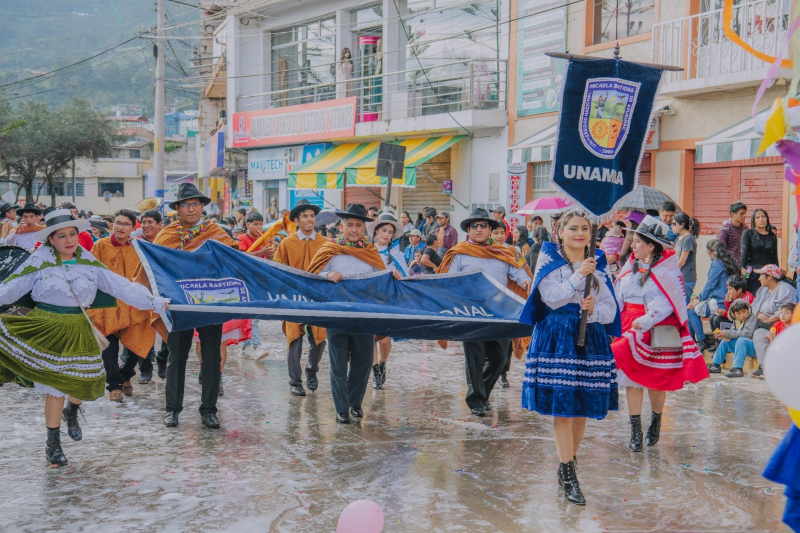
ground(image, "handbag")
xmin=643 ymin=292 xmax=683 ymax=350
xmin=60 ymin=264 xmax=110 ymax=351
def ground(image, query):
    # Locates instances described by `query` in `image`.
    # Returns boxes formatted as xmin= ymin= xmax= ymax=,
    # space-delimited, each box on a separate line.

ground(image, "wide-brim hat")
xmin=460 ymin=207 xmax=500 ymax=232
xmin=623 ymin=215 xmax=673 ymax=250
xmin=168 ymin=183 xmax=211 ymax=210
xmin=0 ymin=203 xmax=15 ymax=217
xmin=36 ymin=209 xmax=91 ymax=242
xmin=334 ymin=203 xmax=373 ymax=223
xmin=367 ymin=213 xmax=404 ymax=239
xmin=290 ymin=199 xmax=321 ymax=221
xmin=18 ymin=203 xmax=42 ymax=216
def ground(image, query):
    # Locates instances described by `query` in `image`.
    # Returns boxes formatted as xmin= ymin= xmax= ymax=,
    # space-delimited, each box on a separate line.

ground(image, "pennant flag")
xmin=551 ymin=58 xmax=663 ymax=218
xmin=758 ymin=99 xmax=787 ymax=155
xmin=135 ymin=240 xmax=533 ymax=342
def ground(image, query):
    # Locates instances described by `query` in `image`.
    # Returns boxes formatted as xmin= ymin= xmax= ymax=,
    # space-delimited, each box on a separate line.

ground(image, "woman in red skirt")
xmin=611 ymin=216 xmax=709 ymax=451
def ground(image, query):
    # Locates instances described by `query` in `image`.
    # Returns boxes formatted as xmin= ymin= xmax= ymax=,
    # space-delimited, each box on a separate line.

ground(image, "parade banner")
xmin=135 ymin=240 xmax=532 ymax=341
xmin=551 ymin=58 xmax=663 ymax=218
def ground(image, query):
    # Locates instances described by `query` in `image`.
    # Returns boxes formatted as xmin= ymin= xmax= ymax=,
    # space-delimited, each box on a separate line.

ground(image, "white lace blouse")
xmin=0 ymin=261 xmax=168 ymax=311
xmin=614 ymin=267 xmax=673 ymax=331
xmin=537 ymin=262 xmax=617 ymax=324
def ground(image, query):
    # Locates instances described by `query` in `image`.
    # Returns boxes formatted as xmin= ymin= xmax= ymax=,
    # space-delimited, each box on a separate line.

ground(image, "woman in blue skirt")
xmin=519 ymin=209 xmax=621 ymax=505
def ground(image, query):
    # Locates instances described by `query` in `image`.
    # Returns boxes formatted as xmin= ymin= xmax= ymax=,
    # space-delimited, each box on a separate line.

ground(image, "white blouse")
xmin=0 ymin=261 xmax=168 ymax=311
xmin=614 ymin=267 xmax=673 ymax=330
xmin=376 ymin=243 xmax=409 ymax=276
xmin=538 ymin=262 xmax=617 ymax=324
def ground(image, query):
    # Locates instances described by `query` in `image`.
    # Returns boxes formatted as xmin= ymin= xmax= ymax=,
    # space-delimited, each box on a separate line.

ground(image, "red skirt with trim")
xmin=611 ymin=303 xmax=709 ymax=391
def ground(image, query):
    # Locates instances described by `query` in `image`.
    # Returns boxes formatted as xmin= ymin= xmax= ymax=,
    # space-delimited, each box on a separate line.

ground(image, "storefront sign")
xmin=442 ymin=180 xmax=453 ymax=195
xmin=507 ymin=163 xmax=528 ymax=232
xmin=223 ymin=180 xmax=231 ymax=217
xmin=645 ymin=116 xmax=660 ymax=150
xmin=516 ymin=0 xmax=567 ymax=117
xmin=249 ymin=143 xmax=332 ymax=181
xmin=289 ymin=189 xmax=325 ymax=211
xmin=232 ymin=98 xmax=357 ymax=148
xmin=203 ymin=131 xmax=225 ymax=175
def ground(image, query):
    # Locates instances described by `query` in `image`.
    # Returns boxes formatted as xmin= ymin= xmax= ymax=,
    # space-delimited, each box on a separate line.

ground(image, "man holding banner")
xmin=307 ymin=204 xmax=399 ymax=423
xmin=273 ymin=199 xmax=329 ymax=397
xmin=437 ymin=208 xmax=532 ymax=417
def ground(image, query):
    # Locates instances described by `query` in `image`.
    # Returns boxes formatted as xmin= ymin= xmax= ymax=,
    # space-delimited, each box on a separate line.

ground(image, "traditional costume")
xmin=89 ymin=234 xmax=158 ymax=400
xmin=307 ymin=203 xmax=386 ymax=422
xmin=0 ymin=203 xmax=18 ymax=243
xmin=519 ymin=241 xmax=620 ymax=419
xmin=5 ymin=204 xmax=44 ymax=251
xmin=437 ymin=208 xmax=532 ymax=416
xmin=134 ymin=183 xmax=239 ymax=429
xmin=274 ymin=199 xmax=328 ymax=396
xmin=0 ymin=210 xmax=167 ymax=466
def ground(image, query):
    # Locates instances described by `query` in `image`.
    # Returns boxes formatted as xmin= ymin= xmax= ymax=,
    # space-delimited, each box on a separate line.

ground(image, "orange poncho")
xmin=274 ymin=231 xmax=330 ymax=347
xmin=88 ymin=236 xmax=156 ymax=358
xmin=437 ymin=241 xmax=533 ymax=357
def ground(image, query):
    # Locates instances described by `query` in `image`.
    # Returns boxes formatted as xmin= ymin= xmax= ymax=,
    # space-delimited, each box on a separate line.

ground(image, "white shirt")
xmin=5 ymin=231 xmax=38 ymax=251
xmin=297 ymin=230 xmax=316 ymax=241
xmin=450 ymin=254 xmax=530 ymax=289
xmin=320 ymin=254 xmax=381 ymax=277
xmin=377 ymin=243 xmax=409 ymax=276
xmin=614 ymin=267 xmax=673 ymax=330
xmin=538 ymin=262 xmax=617 ymax=324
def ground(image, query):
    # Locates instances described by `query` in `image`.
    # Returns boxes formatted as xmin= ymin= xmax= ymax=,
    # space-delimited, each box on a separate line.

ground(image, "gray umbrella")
xmin=315 ymin=209 xmax=340 ymax=227
xmin=614 ymin=186 xmax=676 ymax=212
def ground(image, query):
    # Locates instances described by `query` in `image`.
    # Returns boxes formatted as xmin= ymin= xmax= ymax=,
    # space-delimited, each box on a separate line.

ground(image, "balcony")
xmin=652 ymin=0 xmax=792 ymax=97
xmin=236 ymin=59 xmax=507 ymax=137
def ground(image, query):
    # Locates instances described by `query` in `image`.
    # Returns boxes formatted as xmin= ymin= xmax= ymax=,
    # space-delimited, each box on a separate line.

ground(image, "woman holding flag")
xmin=368 ymin=211 xmax=408 ymax=390
xmin=519 ymin=209 xmax=620 ymax=505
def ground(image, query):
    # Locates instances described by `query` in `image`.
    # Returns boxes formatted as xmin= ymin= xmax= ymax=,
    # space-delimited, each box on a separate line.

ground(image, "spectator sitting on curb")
xmin=710 ymin=275 xmax=754 ymax=333
xmin=707 ymin=300 xmax=757 ymax=378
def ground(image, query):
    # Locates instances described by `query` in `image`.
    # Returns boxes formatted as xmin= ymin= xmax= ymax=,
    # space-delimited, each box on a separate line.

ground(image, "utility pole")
xmin=71 ymin=158 xmax=76 ymax=203
xmin=153 ymin=0 xmax=166 ymax=211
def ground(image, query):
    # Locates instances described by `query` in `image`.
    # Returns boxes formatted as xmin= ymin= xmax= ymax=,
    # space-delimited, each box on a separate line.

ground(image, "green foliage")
xmin=164 ymin=140 xmax=185 ymax=154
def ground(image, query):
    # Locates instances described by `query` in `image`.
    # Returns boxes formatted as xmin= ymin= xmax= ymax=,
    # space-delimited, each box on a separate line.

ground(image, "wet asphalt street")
xmin=0 ymin=321 xmax=792 ymax=532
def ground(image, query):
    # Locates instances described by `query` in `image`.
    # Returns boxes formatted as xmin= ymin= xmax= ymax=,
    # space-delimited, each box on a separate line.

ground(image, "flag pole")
xmin=576 ymin=224 xmax=598 ymax=347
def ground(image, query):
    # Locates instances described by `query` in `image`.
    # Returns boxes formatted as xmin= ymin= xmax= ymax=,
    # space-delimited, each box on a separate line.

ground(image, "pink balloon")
xmin=336 ymin=499 xmax=384 ymax=533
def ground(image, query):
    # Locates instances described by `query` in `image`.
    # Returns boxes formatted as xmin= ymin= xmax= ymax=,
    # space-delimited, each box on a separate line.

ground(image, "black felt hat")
xmin=17 ymin=203 xmax=42 ymax=216
xmin=168 ymin=183 xmax=211 ymax=210
xmin=0 ymin=203 xmax=15 ymax=217
xmin=289 ymin=199 xmax=321 ymax=221
xmin=333 ymin=203 xmax=373 ymax=223
xmin=460 ymin=207 xmax=500 ymax=232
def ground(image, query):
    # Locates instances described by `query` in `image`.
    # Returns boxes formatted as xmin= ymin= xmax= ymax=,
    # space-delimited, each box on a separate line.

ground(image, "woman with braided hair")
xmin=611 ymin=216 xmax=709 ymax=453
xmin=519 ymin=209 xmax=620 ymax=505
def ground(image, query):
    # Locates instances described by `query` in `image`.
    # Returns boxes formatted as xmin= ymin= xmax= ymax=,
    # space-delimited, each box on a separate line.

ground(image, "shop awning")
xmin=507 ymin=124 xmax=557 ymax=164
xmin=288 ymin=142 xmax=379 ymax=190
xmin=345 ymin=135 xmax=465 ymax=188
xmin=695 ymin=107 xmax=778 ymax=164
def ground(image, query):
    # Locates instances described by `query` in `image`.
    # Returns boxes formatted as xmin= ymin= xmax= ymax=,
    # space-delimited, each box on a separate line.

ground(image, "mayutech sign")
xmin=232 ymin=97 xmax=357 ymax=148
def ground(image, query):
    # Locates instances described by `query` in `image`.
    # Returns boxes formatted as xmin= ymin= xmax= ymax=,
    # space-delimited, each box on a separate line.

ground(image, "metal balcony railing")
xmin=652 ymin=0 xmax=791 ymax=84
xmin=237 ymin=58 xmax=507 ymax=121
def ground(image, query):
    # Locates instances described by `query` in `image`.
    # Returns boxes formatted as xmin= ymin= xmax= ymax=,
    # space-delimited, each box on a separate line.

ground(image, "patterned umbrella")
xmin=614 ymin=186 xmax=676 ymax=212
xmin=517 ymin=196 xmax=574 ymax=215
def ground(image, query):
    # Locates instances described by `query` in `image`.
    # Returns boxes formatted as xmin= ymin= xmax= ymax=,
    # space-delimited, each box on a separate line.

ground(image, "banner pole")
xmin=576 ymin=224 xmax=598 ymax=347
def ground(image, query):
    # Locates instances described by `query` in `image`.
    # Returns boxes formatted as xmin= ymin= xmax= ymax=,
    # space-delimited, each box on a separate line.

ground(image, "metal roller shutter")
xmin=344 ymin=185 xmax=383 ymax=210
xmin=400 ymin=150 xmax=451 ymax=220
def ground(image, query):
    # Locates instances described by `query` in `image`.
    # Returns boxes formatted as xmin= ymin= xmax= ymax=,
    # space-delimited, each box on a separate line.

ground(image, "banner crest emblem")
xmin=579 ymin=77 xmax=640 ymax=159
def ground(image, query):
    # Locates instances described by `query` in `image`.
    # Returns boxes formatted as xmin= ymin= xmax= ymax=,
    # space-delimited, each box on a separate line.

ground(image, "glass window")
xmin=271 ymin=17 xmax=337 ymax=107
xmin=531 ymin=162 xmax=552 ymax=191
xmin=591 ymin=0 xmax=656 ymax=44
xmin=36 ymin=178 xmax=85 ymax=197
xmin=98 ymin=178 xmax=124 ymax=197
xmin=129 ymin=149 xmax=141 ymax=159
xmin=352 ymin=5 xmax=383 ymax=30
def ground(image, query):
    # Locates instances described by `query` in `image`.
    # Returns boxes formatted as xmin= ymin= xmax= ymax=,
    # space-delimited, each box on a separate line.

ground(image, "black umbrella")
xmin=615 ymin=185 xmax=676 ymax=212
xmin=315 ymin=209 xmax=340 ymax=227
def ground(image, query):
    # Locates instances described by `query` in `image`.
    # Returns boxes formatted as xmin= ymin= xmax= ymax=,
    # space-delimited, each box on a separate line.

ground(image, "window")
xmin=351 ymin=5 xmax=383 ymax=30
xmin=129 ymin=149 xmax=141 ymax=159
xmin=33 ymin=179 xmax=85 ymax=197
xmin=532 ymin=162 xmax=552 ymax=191
xmin=591 ymin=0 xmax=656 ymax=45
xmin=98 ymin=178 xmax=124 ymax=197
xmin=271 ymin=17 xmax=337 ymax=107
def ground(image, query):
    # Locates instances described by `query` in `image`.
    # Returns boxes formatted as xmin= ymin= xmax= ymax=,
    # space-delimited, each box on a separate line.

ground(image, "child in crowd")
xmin=710 ymin=275 xmax=755 ymax=333
xmin=408 ymin=249 xmax=425 ymax=275
xmin=708 ymin=300 xmax=758 ymax=378
xmin=768 ymin=303 xmax=796 ymax=342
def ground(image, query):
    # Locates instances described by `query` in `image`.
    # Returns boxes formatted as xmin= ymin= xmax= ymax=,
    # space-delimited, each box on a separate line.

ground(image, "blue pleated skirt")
xmin=522 ymin=308 xmax=618 ymax=419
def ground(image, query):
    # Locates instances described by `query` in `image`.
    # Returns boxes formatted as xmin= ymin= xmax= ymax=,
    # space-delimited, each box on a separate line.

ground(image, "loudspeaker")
xmin=376 ymin=142 xmax=407 ymax=180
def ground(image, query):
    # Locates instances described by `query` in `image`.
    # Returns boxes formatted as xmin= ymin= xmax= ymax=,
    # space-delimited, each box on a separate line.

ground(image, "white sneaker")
xmin=240 ymin=346 xmax=256 ymax=359
xmin=254 ymin=347 xmax=269 ymax=361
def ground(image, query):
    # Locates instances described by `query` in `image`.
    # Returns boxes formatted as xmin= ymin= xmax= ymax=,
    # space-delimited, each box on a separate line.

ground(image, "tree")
xmin=0 ymin=98 xmax=117 ymax=204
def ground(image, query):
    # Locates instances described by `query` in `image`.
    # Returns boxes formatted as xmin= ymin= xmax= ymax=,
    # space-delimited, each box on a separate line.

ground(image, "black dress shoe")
xmin=471 ymin=407 xmax=485 ymax=417
xmin=201 ymin=413 xmax=220 ymax=429
xmin=164 ymin=411 xmax=179 ymax=427
xmin=156 ymin=359 xmax=167 ymax=379
xmin=290 ymin=385 xmax=306 ymax=397
xmin=306 ymin=375 xmax=318 ymax=391
xmin=350 ymin=407 xmax=363 ymax=418
xmin=499 ymin=374 xmax=510 ymax=388
xmin=138 ymin=370 xmax=153 ymax=384
xmin=484 ymin=401 xmax=491 ymax=411
xmin=336 ymin=412 xmax=351 ymax=424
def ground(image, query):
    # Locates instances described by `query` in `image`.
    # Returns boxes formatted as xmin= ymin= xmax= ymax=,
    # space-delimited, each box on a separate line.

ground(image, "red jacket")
xmin=79 ymin=231 xmax=93 ymax=251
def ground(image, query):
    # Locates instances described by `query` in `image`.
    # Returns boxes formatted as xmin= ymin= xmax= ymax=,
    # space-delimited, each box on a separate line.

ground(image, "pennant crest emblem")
xmin=579 ymin=78 xmax=640 ymax=159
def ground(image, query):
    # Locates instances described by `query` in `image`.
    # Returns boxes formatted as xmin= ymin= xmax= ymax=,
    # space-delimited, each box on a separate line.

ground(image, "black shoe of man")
xmin=290 ymin=385 xmax=306 ymax=397
xmin=336 ymin=412 xmax=350 ymax=424
xmin=201 ymin=413 xmax=220 ymax=429
xmin=164 ymin=411 xmax=179 ymax=427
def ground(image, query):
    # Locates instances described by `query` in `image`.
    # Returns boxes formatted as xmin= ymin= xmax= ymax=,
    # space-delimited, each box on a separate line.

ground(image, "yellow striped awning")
xmin=288 ymin=142 xmax=379 ymax=190
xmin=345 ymin=135 xmax=465 ymax=188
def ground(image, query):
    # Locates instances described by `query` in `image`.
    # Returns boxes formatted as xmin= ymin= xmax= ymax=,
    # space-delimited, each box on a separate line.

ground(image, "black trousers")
xmin=166 ymin=325 xmax=222 ymax=415
xmin=101 ymin=335 xmax=139 ymax=392
xmin=121 ymin=346 xmax=155 ymax=374
xmin=287 ymin=334 xmax=326 ymax=386
xmin=710 ymin=314 xmax=732 ymax=332
xmin=463 ymin=339 xmax=510 ymax=409
xmin=326 ymin=329 xmax=373 ymax=414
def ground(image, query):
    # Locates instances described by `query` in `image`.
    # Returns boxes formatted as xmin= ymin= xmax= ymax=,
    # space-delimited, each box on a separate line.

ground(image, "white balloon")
xmin=764 ymin=323 xmax=800 ymax=410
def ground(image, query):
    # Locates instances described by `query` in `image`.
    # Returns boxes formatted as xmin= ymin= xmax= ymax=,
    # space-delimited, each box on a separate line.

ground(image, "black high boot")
xmin=46 ymin=427 xmax=68 ymax=467
xmin=557 ymin=460 xmax=585 ymax=505
xmin=372 ymin=364 xmax=382 ymax=390
xmin=378 ymin=362 xmax=387 ymax=386
xmin=557 ymin=456 xmax=577 ymax=487
xmin=629 ymin=415 xmax=643 ymax=452
xmin=646 ymin=411 xmax=662 ymax=446
xmin=62 ymin=401 xmax=83 ymax=441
